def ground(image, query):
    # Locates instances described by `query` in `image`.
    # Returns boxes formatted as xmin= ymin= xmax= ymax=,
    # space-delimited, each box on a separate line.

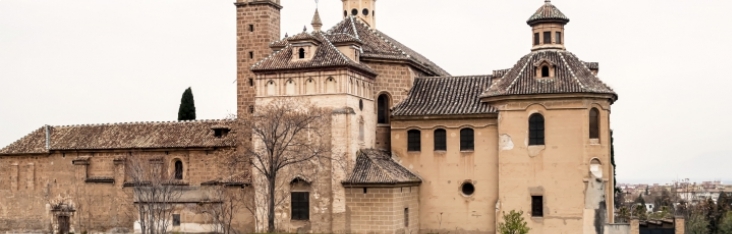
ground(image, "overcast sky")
xmin=1 ymin=0 xmax=731 ymax=184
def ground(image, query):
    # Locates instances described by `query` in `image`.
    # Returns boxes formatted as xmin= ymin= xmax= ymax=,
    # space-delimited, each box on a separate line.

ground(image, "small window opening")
xmin=556 ymin=32 xmax=562 ymax=44
xmin=404 ymin=208 xmax=409 ymax=227
xmin=344 ymin=10 xmax=347 ymax=17
xmin=249 ymin=105 xmax=254 ymax=114
xmin=363 ymin=188 xmax=367 ymax=194
xmin=534 ymin=33 xmax=540 ymax=45
xmin=362 ymin=8 xmax=369 ymax=16
xmin=291 ymin=192 xmax=310 ymax=220
xmin=351 ymin=9 xmax=358 ymax=15
xmin=249 ymin=78 xmax=254 ymax=86
xmin=173 ymin=214 xmax=181 ymax=226
xmin=249 ymin=51 xmax=254 ymax=59
xmin=461 ymin=182 xmax=475 ymax=196
xmin=407 ymin=130 xmax=421 ymax=152
xmin=434 ymin=129 xmax=447 ymax=151
xmin=543 ymin=31 xmax=551 ymax=44
xmin=214 ymin=128 xmax=230 ymax=138
xmin=377 ymin=94 xmax=390 ymax=124
xmin=532 ymin=196 xmax=544 ymax=217
xmin=460 ymin=128 xmax=474 ymax=151
xmin=249 ymin=24 xmax=254 ymax=32
xmin=174 ymin=160 xmax=183 ymax=180
xmin=589 ymin=108 xmax=600 ymax=139
xmin=298 ymin=48 xmax=306 ymax=59
xmin=359 ymin=99 xmax=364 ymax=111
xmin=529 ymin=114 xmax=545 ymax=145
xmin=541 ymin=66 xmax=550 ymax=77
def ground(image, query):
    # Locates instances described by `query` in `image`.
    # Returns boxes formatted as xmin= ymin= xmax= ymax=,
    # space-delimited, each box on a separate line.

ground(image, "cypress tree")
xmin=178 ymin=87 xmax=196 ymax=121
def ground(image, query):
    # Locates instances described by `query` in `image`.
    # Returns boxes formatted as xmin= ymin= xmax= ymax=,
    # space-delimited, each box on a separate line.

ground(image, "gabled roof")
xmin=327 ymin=16 xmax=450 ymax=76
xmin=392 ymin=75 xmax=496 ymax=117
xmin=527 ymin=0 xmax=570 ymax=26
xmin=0 ymin=120 xmax=236 ymax=155
xmin=481 ymin=50 xmax=617 ymax=102
xmin=252 ymin=32 xmax=376 ymax=75
xmin=342 ymin=149 xmax=421 ymax=186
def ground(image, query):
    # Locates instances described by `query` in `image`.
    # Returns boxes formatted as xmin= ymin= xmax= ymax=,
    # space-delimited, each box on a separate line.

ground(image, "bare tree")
xmin=242 ymin=99 xmax=331 ymax=233
xmin=197 ymin=148 xmax=249 ymax=234
xmin=126 ymin=156 xmax=184 ymax=234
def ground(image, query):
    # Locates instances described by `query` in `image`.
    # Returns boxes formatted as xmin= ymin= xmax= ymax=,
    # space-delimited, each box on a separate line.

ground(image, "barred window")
xmin=174 ymin=160 xmax=183 ymax=180
xmin=377 ymin=94 xmax=390 ymax=124
xmin=590 ymin=108 xmax=600 ymax=139
xmin=434 ymin=129 xmax=447 ymax=151
xmin=291 ymin=192 xmax=309 ymax=220
xmin=543 ymin=31 xmax=551 ymax=44
xmin=460 ymin=128 xmax=474 ymax=151
xmin=407 ymin=130 xmax=421 ymax=152
xmin=529 ymin=114 xmax=545 ymax=145
xmin=173 ymin=214 xmax=181 ymax=226
xmin=532 ymin=196 xmax=543 ymax=217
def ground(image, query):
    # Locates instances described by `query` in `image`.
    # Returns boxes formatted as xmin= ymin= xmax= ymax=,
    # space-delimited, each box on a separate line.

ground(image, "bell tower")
xmin=527 ymin=0 xmax=568 ymax=51
xmin=235 ymin=0 xmax=282 ymax=118
xmin=342 ymin=0 xmax=376 ymax=28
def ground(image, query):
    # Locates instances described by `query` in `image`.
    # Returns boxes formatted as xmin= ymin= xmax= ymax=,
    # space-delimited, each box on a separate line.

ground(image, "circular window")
xmin=362 ymin=8 xmax=369 ymax=16
xmin=343 ymin=10 xmax=347 ymax=17
xmin=359 ymin=99 xmax=364 ymax=111
xmin=352 ymin=9 xmax=358 ymax=16
xmin=461 ymin=182 xmax=475 ymax=196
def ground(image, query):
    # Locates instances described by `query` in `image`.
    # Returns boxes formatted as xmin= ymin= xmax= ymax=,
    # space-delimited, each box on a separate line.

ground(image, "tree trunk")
xmin=268 ymin=176 xmax=276 ymax=233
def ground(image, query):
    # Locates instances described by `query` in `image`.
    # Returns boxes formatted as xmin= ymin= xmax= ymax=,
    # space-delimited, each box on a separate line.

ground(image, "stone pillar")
xmin=630 ymin=218 xmax=640 ymax=234
xmin=675 ymin=216 xmax=685 ymax=234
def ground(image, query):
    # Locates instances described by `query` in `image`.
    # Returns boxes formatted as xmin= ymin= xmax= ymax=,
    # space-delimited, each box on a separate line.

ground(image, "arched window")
xmin=285 ymin=79 xmax=296 ymax=95
xmin=174 ymin=160 xmax=183 ymax=180
xmin=529 ymin=114 xmax=545 ymax=145
xmin=434 ymin=129 xmax=447 ymax=151
xmin=377 ymin=94 xmax=390 ymax=124
xmin=589 ymin=108 xmax=600 ymax=139
xmin=460 ymin=128 xmax=474 ymax=151
xmin=541 ymin=66 xmax=550 ymax=77
xmin=305 ymin=79 xmax=315 ymax=94
xmin=266 ymin=80 xmax=276 ymax=96
xmin=298 ymin=48 xmax=305 ymax=59
xmin=407 ymin=130 xmax=421 ymax=152
xmin=325 ymin=77 xmax=336 ymax=93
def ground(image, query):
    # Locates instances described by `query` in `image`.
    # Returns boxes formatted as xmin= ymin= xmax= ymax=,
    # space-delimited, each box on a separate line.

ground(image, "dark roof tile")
xmin=392 ymin=75 xmax=496 ymax=116
xmin=343 ymin=149 xmax=421 ymax=186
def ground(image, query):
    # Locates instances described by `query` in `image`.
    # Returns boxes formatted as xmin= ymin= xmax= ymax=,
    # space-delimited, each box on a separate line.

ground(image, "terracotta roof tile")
xmin=327 ymin=17 xmax=450 ymax=76
xmin=527 ymin=1 xmax=570 ymax=25
xmin=0 ymin=120 xmax=236 ymax=155
xmin=342 ymin=149 xmax=421 ymax=186
xmin=481 ymin=50 xmax=617 ymax=101
xmin=392 ymin=75 xmax=496 ymax=116
xmin=252 ymin=32 xmax=376 ymax=75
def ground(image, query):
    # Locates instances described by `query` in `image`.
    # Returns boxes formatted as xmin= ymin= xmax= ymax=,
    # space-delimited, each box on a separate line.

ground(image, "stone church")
xmin=0 ymin=0 xmax=621 ymax=233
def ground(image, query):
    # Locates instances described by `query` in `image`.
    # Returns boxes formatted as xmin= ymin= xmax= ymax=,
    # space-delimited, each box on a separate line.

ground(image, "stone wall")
xmin=0 ymin=148 xmax=254 ymax=233
xmin=345 ymin=186 xmax=419 ymax=234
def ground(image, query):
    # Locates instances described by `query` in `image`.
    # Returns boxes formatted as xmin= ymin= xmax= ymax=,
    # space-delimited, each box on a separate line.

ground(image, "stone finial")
xmin=311 ymin=8 xmax=323 ymax=32
xmin=303 ymin=25 xmax=307 ymax=32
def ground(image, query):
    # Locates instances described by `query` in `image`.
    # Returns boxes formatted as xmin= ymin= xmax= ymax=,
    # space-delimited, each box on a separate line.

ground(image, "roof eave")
xmin=341 ymin=181 xmax=422 ymax=188
xmin=481 ymin=92 xmax=618 ymax=104
xmin=360 ymin=55 xmax=444 ymax=77
xmin=392 ymin=113 xmax=498 ymax=121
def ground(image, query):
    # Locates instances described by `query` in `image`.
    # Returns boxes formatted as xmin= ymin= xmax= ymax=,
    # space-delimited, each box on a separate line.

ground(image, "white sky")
xmin=1 ymin=0 xmax=731 ymax=183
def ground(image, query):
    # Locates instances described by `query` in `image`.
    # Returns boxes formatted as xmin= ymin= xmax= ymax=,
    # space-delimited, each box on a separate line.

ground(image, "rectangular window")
xmin=543 ymin=31 xmax=552 ymax=44
xmin=291 ymin=192 xmax=310 ymax=220
xmin=249 ymin=24 xmax=254 ymax=32
xmin=556 ymin=32 xmax=562 ymax=44
xmin=434 ymin=129 xmax=447 ymax=151
xmin=249 ymin=78 xmax=254 ymax=86
xmin=172 ymin=214 xmax=181 ymax=226
xmin=249 ymin=51 xmax=254 ymax=59
xmin=531 ymin=196 xmax=543 ymax=217
xmin=404 ymin=208 xmax=409 ymax=227
xmin=534 ymin=33 xmax=540 ymax=45
xmin=407 ymin=130 xmax=421 ymax=152
xmin=460 ymin=129 xmax=474 ymax=151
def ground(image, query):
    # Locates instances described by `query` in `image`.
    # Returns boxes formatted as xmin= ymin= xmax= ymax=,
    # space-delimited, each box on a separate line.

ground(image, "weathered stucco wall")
xmin=344 ymin=186 xmax=419 ymax=234
xmin=492 ymin=98 xmax=614 ymax=234
xmin=391 ymin=117 xmax=499 ymax=233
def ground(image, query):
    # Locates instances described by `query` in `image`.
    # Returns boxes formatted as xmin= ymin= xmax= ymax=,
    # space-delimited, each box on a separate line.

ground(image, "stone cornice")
xmin=234 ymin=1 xmax=282 ymax=10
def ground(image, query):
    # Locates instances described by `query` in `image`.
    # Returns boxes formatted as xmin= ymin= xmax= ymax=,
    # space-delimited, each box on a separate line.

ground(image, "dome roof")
xmin=527 ymin=0 xmax=570 ymax=26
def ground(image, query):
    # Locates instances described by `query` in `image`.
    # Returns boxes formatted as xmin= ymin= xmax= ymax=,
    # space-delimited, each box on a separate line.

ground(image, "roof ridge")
xmin=53 ymin=119 xmax=232 ymax=128
xmin=362 ymin=150 xmax=398 ymax=183
xmin=504 ymin=53 xmax=536 ymax=91
xmin=356 ymin=19 xmax=408 ymax=57
xmin=348 ymin=16 xmax=360 ymax=40
xmin=557 ymin=51 xmax=587 ymax=90
xmin=316 ymin=31 xmax=354 ymax=66
xmin=416 ymin=74 xmax=492 ymax=79
xmin=0 ymin=126 xmax=46 ymax=153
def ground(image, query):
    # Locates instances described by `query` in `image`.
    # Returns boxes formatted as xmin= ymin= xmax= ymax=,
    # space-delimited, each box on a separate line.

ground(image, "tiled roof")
xmin=0 ymin=120 xmax=236 ymax=155
xmin=251 ymin=32 xmax=376 ymax=75
xmin=327 ymin=16 xmax=450 ymax=76
xmin=326 ymin=33 xmax=362 ymax=45
xmin=342 ymin=149 xmax=421 ymax=186
xmin=392 ymin=75 xmax=496 ymax=116
xmin=527 ymin=1 xmax=570 ymax=26
xmin=481 ymin=50 xmax=617 ymax=101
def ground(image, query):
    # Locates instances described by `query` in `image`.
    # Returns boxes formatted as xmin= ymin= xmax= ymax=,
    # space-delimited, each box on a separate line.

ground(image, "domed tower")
xmin=342 ymin=0 xmax=376 ymax=27
xmin=482 ymin=1 xmax=618 ymax=233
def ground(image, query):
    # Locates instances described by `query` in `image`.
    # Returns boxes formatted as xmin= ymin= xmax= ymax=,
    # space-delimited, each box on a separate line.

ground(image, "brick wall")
xmin=345 ymin=186 xmax=419 ymax=234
